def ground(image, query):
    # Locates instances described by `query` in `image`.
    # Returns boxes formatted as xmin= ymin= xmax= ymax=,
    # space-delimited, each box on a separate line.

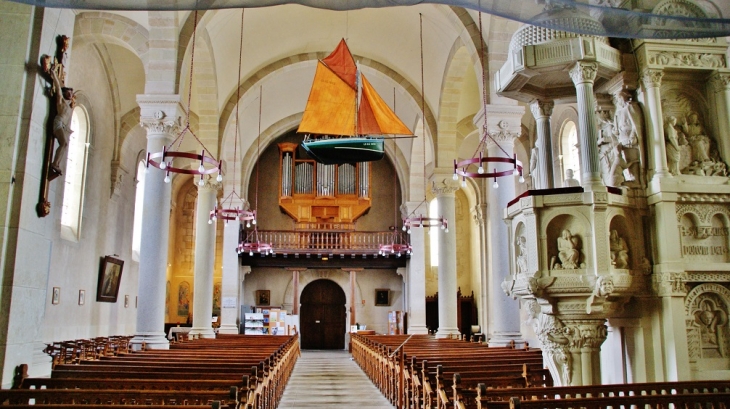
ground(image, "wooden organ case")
xmin=278 ymin=143 xmax=372 ymax=227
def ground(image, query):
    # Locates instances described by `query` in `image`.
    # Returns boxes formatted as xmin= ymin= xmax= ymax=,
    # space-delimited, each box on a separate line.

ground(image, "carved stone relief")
xmin=609 ymin=229 xmax=630 ymax=269
xmin=554 ymin=229 xmax=584 ymax=270
xmin=661 ymin=89 xmax=727 ymax=177
xmin=676 ymin=206 xmax=730 ymax=263
xmin=685 ymin=283 xmax=730 ymax=361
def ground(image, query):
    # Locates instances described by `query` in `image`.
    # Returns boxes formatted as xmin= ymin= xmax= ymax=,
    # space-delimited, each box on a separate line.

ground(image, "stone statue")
xmin=516 ymin=235 xmax=528 ymax=275
xmin=556 ymin=229 xmax=581 ymax=269
xmin=664 ymin=116 xmax=682 ymax=176
xmin=47 ymin=66 xmax=75 ymax=176
xmin=682 ymin=112 xmax=712 ymax=164
xmin=596 ymin=108 xmax=617 ymax=185
xmin=609 ymin=230 xmax=629 ymax=269
xmin=605 ymin=143 xmax=631 ymax=187
xmin=613 ymin=91 xmax=644 ymax=185
xmin=563 ymin=169 xmax=580 ymax=187
xmin=529 ymin=146 xmax=539 ymax=189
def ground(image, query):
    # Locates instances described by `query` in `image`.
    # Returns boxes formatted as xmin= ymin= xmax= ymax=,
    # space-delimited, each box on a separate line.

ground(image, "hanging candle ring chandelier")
xmin=402 ymin=14 xmax=447 ymax=236
xmin=237 ymin=230 xmax=273 ymax=256
xmin=453 ymin=152 xmax=524 ymax=189
xmin=209 ymin=9 xmax=255 ymax=226
xmin=146 ymin=9 xmax=222 ymax=186
xmin=402 ymin=214 xmax=448 ymax=234
xmin=236 ymin=85 xmax=272 ymax=255
xmin=452 ymin=9 xmax=524 ymax=189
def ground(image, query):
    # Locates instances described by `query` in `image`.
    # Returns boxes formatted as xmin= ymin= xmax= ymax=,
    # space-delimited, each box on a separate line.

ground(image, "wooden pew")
xmin=15 ymin=334 xmax=299 ymax=409
xmin=506 ymin=392 xmax=730 ymax=409
xmin=0 ymin=388 xmax=238 ymax=406
xmin=472 ymin=380 xmax=730 ymax=409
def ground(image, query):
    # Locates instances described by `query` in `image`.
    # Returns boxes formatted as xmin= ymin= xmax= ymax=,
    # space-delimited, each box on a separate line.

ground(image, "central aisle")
xmin=277 ymin=350 xmax=395 ymax=408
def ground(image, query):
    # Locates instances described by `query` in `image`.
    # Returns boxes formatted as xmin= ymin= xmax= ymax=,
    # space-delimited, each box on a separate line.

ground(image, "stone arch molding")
xmin=685 ymin=283 xmax=730 ymax=361
xmin=74 ymin=12 xmax=149 ymax=69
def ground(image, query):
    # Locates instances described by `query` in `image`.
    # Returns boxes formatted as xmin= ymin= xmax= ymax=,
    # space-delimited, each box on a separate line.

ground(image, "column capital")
xmin=530 ymin=100 xmax=555 ymax=119
xmin=640 ymin=68 xmax=664 ymax=89
xmin=241 ymin=265 xmax=252 ymax=282
xmin=137 ymin=94 xmax=184 ymax=133
xmin=569 ymin=62 xmax=598 ymax=85
xmin=562 ymin=319 xmax=608 ymax=350
xmin=430 ymin=176 xmax=460 ymax=197
xmin=485 ymin=121 xmax=522 ymax=149
xmin=341 ymin=268 xmax=363 ymax=273
xmin=402 ymin=201 xmax=428 ymax=218
xmin=285 ymin=267 xmax=307 ymax=272
xmin=709 ymin=71 xmax=730 ymax=93
xmin=474 ymin=104 xmax=525 ymax=136
xmin=653 ymin=272 xmax=688 ymax=297
xmin=197 ymin=177 xmax=221 ymax=192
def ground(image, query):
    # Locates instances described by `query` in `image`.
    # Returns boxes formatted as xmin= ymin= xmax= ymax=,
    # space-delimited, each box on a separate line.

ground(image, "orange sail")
xmin=298 ymin=38 xmax=413 ymax=137
xmin=358 ymin=74 xmax=412 ymax=135
xmin=298 ymin=61 xmax=357 ymax=136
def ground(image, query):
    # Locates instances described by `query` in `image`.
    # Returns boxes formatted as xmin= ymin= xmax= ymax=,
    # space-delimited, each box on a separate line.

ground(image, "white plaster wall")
xmin=42 ymin=38 xmax=138 ymax=344
xmin=245 ymin=267 xmax=403 ymax=336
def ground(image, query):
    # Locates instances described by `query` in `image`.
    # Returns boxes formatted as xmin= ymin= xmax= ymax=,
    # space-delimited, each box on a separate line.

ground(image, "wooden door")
xmin=300 ymin=279 xmax=346 ymax=349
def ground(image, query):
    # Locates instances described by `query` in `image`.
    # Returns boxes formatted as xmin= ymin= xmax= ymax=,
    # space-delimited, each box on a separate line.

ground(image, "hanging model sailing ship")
xmin=298 ymin=39 xmax=414 ymax=165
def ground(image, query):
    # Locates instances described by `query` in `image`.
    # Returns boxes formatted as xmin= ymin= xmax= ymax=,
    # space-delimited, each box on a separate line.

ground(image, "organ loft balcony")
xmin=237 ymin=142 xmax=409 ymax=268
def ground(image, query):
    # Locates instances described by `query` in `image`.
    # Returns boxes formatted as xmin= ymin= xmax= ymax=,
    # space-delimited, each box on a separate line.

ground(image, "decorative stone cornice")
xmin=653 ymin=272 xmax=689 ymax=297
xmin=569 ymin=62 xmax=598 ymax=85
xmin=110 ymin=160 xmax=128 ymax=199
xmin=431 ymin=177 xmax=460 ymax=197
xmin=647 ymin=51 xmax=725 ymax=69
xmin=641 ymin=68 xmax=664 ymax=89
xmin=531 ymin=312 xmax=572 ymax=385
xmin=472 ymin=204 xmax=486 ymax=227
xmin=530 ymin=100 xmax=554 ymax=119
xmin=709 ymin=71 xmax=730 ymax=93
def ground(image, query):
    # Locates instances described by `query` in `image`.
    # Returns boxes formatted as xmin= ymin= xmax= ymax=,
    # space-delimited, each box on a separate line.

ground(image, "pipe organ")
xmin=278 ymin=143 xmax=372 ymax=226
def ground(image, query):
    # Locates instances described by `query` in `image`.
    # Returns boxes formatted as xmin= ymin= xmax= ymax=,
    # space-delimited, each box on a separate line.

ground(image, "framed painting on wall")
xmin=78 ymin=290 xmax=85 ymax=305
xmin=256 ymin=290 xmax=270 ymax=306
xmin=52 ymin=287 xmax=60 ymax=305
xmin=375 ymin=289 xmax=390 ymax=306
xmin=96 ymin=256 xmax=123 ymax=302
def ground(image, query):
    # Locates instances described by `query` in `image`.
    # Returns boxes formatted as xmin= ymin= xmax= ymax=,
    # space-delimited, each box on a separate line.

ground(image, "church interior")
xmin=2 ymin=0 xmax=730 ymax=394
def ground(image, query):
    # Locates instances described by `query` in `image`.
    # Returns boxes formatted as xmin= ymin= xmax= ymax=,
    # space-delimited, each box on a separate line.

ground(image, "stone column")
xmin=189 ymin=179 xmax=218 ymax=339
xmin=654 ymin=272 xmax=691 ymax=381
xmin=404 ymin=201 xmax=429 ymax=334
xmin=240 ymin=265 xmax=251 ymax=310
xmin=218 ymin=211 xmax=242 ymax=335
xmin=474 ymin=201 xmax=489 ymax=337
xmin=132 ymin=97 xmax=181 ymax=350
xmin=564 ymin=319 xmax=609 ymax=385
xmin=641 ymin=68 xmax=670 ymax=180
xmin=709 ymin=71 xmax=730 ymax=163
xmin=569 ymin=62 xmax=602 ymax=191
xmin=287 ymin=268 xmax=304 ymax=315
xmin=485 ymin=124 xmax=524 ymax=347
xmin=432 ymin=176 xmax=460 ymax=338
xmin=529 ymin=100 xmax=555 ymax=189
xmin=346 ymin=269 xmax=360 ymax=327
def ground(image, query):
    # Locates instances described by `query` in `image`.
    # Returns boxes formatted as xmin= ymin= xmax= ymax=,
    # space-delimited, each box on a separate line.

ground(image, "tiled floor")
xmin=277 ymin=350 xmax=395 ymax=408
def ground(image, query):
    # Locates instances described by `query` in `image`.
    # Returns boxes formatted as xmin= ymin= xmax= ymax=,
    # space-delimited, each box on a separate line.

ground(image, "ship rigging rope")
xmin=8 ymin=0 xmax=730 ymax=39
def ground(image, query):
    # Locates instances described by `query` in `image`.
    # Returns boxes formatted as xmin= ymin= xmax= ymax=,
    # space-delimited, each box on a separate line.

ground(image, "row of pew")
xmin=351 ymin=333 xmax=730 ymax=409
xmin=4 ymin=334 xmax=299 ymax=409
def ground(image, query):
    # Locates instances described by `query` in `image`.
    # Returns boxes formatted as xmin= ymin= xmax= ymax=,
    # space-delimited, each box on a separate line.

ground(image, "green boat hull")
xmin=301 ymin=137 xmax=384 ymax=164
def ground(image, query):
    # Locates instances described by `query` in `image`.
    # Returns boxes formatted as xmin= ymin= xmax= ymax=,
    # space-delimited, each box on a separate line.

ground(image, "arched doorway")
xmin=300 ymin=279 xmax=346 ymax=349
